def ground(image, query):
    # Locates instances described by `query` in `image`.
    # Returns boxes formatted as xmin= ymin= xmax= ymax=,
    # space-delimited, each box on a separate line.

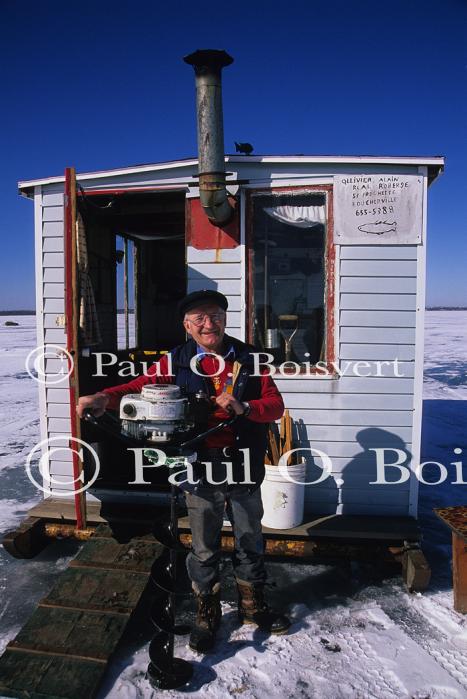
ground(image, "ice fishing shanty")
xmin=12 ymin=50 xmax=444 ymax=562
xmin=0 ymin=50 xmax=447 ymax=696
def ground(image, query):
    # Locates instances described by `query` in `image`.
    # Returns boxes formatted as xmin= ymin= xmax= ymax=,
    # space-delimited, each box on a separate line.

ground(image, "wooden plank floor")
xmin=0 ymin=524 xmax=164 ymax=699
xmin=28 ymin=497 xmax=421 ymax=542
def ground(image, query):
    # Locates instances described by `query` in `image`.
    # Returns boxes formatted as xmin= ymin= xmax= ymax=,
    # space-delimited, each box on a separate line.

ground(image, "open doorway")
xmin=76 ymin=189 xmax=187 ymax=492
xmin=78 ymin=189 xmax=186 ymax=353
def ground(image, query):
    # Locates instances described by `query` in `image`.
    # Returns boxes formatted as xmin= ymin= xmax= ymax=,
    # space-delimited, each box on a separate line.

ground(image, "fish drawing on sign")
xmin=273 ymin=491 xmax=288 ymax=510
xmin=358 ymin=220 xmax=397 ymax=235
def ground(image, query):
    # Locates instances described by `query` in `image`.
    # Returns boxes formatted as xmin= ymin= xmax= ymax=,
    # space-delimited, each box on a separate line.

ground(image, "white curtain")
xmin=264 ymin=205 xmax=325 ymax=228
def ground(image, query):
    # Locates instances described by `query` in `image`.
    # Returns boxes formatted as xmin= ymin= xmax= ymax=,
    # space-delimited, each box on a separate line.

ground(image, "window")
xmin=247 ymin=187 xmax=335 ymax=370
xmin=115 ymin=235 xmax=137 ymax=350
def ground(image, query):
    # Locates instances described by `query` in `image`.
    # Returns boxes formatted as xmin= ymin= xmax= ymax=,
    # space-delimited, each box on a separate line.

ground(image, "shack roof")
xmin=18 ymin=154 xmax=444 ymax=197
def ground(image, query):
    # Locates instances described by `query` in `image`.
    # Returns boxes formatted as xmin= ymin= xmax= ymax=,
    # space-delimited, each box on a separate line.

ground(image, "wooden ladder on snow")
xmin=0 ymin=523 xmax=164 ymax=698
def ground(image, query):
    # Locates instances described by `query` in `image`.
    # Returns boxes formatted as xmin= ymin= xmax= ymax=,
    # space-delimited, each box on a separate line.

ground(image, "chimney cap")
xmin=183 ymin=49 xmax=234 ymax=71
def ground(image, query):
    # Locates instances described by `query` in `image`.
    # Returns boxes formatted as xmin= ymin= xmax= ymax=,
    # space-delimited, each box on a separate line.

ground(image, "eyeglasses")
xmin=185 ymin=312 xmax=226 ymax=327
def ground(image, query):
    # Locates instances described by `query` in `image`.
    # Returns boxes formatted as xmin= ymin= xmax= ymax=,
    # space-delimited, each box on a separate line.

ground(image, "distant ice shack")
xmin=18 ymin=50 xmax=444 ymax=521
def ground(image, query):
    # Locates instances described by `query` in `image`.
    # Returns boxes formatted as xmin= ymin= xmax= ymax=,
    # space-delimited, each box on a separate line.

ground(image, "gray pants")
xmin=184 ymin=484 xmax=266 ymax=593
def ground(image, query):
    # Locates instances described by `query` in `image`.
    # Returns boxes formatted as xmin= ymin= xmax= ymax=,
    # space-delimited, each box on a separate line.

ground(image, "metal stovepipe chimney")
xmin=184 ymin=49 xmax=234 ymax=226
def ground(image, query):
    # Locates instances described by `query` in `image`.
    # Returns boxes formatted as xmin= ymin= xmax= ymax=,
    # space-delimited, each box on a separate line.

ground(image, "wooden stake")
xmin=453 ymin=532 xmax=467 ymax=613
xmin=268 ymin=424 xmax=280 ymax=466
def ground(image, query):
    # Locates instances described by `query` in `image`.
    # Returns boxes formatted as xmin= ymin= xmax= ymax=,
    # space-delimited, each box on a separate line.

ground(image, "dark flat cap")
xmin=178 ymin=290 xmax=228 ymax=318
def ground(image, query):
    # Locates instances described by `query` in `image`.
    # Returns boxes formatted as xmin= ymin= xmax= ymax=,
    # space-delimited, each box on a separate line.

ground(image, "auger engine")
xmin=119 ymin=384 xmax=211 ymax=444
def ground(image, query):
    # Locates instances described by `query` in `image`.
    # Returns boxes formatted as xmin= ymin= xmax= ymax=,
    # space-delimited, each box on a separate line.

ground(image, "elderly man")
xmin=77 ymin=289 xmax=290 ymax=652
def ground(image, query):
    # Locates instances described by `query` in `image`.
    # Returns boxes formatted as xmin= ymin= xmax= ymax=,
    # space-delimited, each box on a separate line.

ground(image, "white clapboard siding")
xmin=340 ymin=294 xmax=417 ymax=311
xmin=44 ymin=313 xmax=65 ymax=329
xmin=187 ymin=263 xmax=240 ymax=279
xmin=340 ymin=327 xmax=415 ymax=343
xmin=340 ymin=310 xmax=416 ymax=327
xmin=47 ymin=388 xmax=70 ymax=404
xmin=49 ymin=460 xmax=73 ymax=480
xmin=220 ymin=311 xmax=240 ymax=328
xmin=48 ymin=449 xmax=73 ymax=464
xmin=302 ymin=473 xmax=412 ymax=490
xmin=304 ymin=440 xmax=413 ymax=458
xmin=42 ymin=206 xmax=63 ymax=222
xmin=43 ymin=221 xmax=63 ymax=237
xmin=302 ymin=454 xmax=412 ymax=475
xmin=295 ymin=240 xmax=419 ymax=514
xmin=340 ymin=277 xmax=417 ymax=294
xmin=43 ymin=268 xmax=64 ymax=283
xmin=44 ymin=380 xmax=71 ymax=395
xmin=294 ymin=425 xmax=413 ymax=443
xmin=321 ymin=360 xmax=415 ymax=378
xmin=275 ymin=377 xmax=414 ymax=394
xmin=225 ymin=297 xmax=241 ymax=312
xmin=43 ymin=237 xmax=64 ymax=253
xmin=47 ymin=403 xmax=70 ymax=418
xmin=340 ymin=246 xmax=418 ymax=260
xmin=281 ymin=409 xmax=413 ymax=426
xmin=44 ymin=329 xmax=67 ymax=344
xmin=42 ymin=192 xmax=64 ymax=206
xmin=43 ymin=252 xmax=64 ymax=268
xmin=340 ymin=344 xmax=415 ymax=361
xmin=187 ymin=249 xmax=243 ymax=343
xmin=340 ymin=260 xmax=417 ymax=277
xmin=44 ymin=298 xmax=64 ymax=313
xmin=49 ymin=462 xmax=75 ymax=475
xmin=45 ymin=358 xmax=70 ymax=375
xmin=187 ymin=246 xmax=243 ymax=263
xmin=283 ymin=393 xmax=412 ymax=410
xmin=47 ymin=434 xmax=73 ymax=447
xmin=43 ymin=283 xmax=64 ymax=298
xmin=48 ymin=417 xmax=72 ymax=433
xmin=49 ymin=431 xmax=77 ymax=478
xmin=39 ymin=186 xmax=67 ymax=495
xmin=187 ymin=279 xmax=241 ymax=296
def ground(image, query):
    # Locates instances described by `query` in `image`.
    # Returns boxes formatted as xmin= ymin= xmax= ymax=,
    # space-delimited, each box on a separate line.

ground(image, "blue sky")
xmin=1 ymin=0 xmax=466 ymax=308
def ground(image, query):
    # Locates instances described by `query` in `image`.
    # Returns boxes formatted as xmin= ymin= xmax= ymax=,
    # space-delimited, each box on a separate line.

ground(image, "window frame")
xmin=245 ymin=184 xmax=336 ymax=376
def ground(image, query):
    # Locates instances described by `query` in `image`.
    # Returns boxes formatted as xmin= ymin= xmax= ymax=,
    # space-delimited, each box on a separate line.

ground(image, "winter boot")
xmin=236 ymin=579 xmax=291 ymax=634
xmin=189 ymin=582 xmax=222 ymax=653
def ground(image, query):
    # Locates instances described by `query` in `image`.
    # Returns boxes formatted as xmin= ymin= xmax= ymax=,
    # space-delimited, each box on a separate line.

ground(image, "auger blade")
xmin=150 ymin=600 xmax=191 ymax=635
xmin=150 ymin=556 xmax=192 ymax=595
xmin=152 ymin=520 xmax=187 ymax=551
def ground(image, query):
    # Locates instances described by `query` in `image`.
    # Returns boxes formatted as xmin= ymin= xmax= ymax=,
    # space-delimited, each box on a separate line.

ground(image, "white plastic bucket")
xmin=261 ymin=462 xmax=306 ymax=529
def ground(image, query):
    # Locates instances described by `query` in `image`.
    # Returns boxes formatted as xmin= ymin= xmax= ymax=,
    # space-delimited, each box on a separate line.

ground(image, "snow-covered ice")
xmin=0 ymin=311 xmax=466 ymax=699
xmin=423 ymin=311 xmax=467 ymax=400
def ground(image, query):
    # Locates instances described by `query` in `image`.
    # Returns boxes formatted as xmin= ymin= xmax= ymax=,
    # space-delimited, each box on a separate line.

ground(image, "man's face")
xmin=183 ymin=303 xmax=226 ymax=352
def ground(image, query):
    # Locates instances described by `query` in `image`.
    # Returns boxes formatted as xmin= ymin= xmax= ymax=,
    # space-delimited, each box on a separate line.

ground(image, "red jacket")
xmin=103 ymin=352 xmax=283 ymax=448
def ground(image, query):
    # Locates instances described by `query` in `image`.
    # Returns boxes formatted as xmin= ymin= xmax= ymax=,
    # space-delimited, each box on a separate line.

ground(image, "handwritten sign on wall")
xmin=333 ymin=174 xmax=423 ymax=244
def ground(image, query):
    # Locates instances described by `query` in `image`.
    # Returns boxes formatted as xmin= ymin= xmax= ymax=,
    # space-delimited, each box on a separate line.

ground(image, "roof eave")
xmin=18 ymin=154 xmax=445 ymax=192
